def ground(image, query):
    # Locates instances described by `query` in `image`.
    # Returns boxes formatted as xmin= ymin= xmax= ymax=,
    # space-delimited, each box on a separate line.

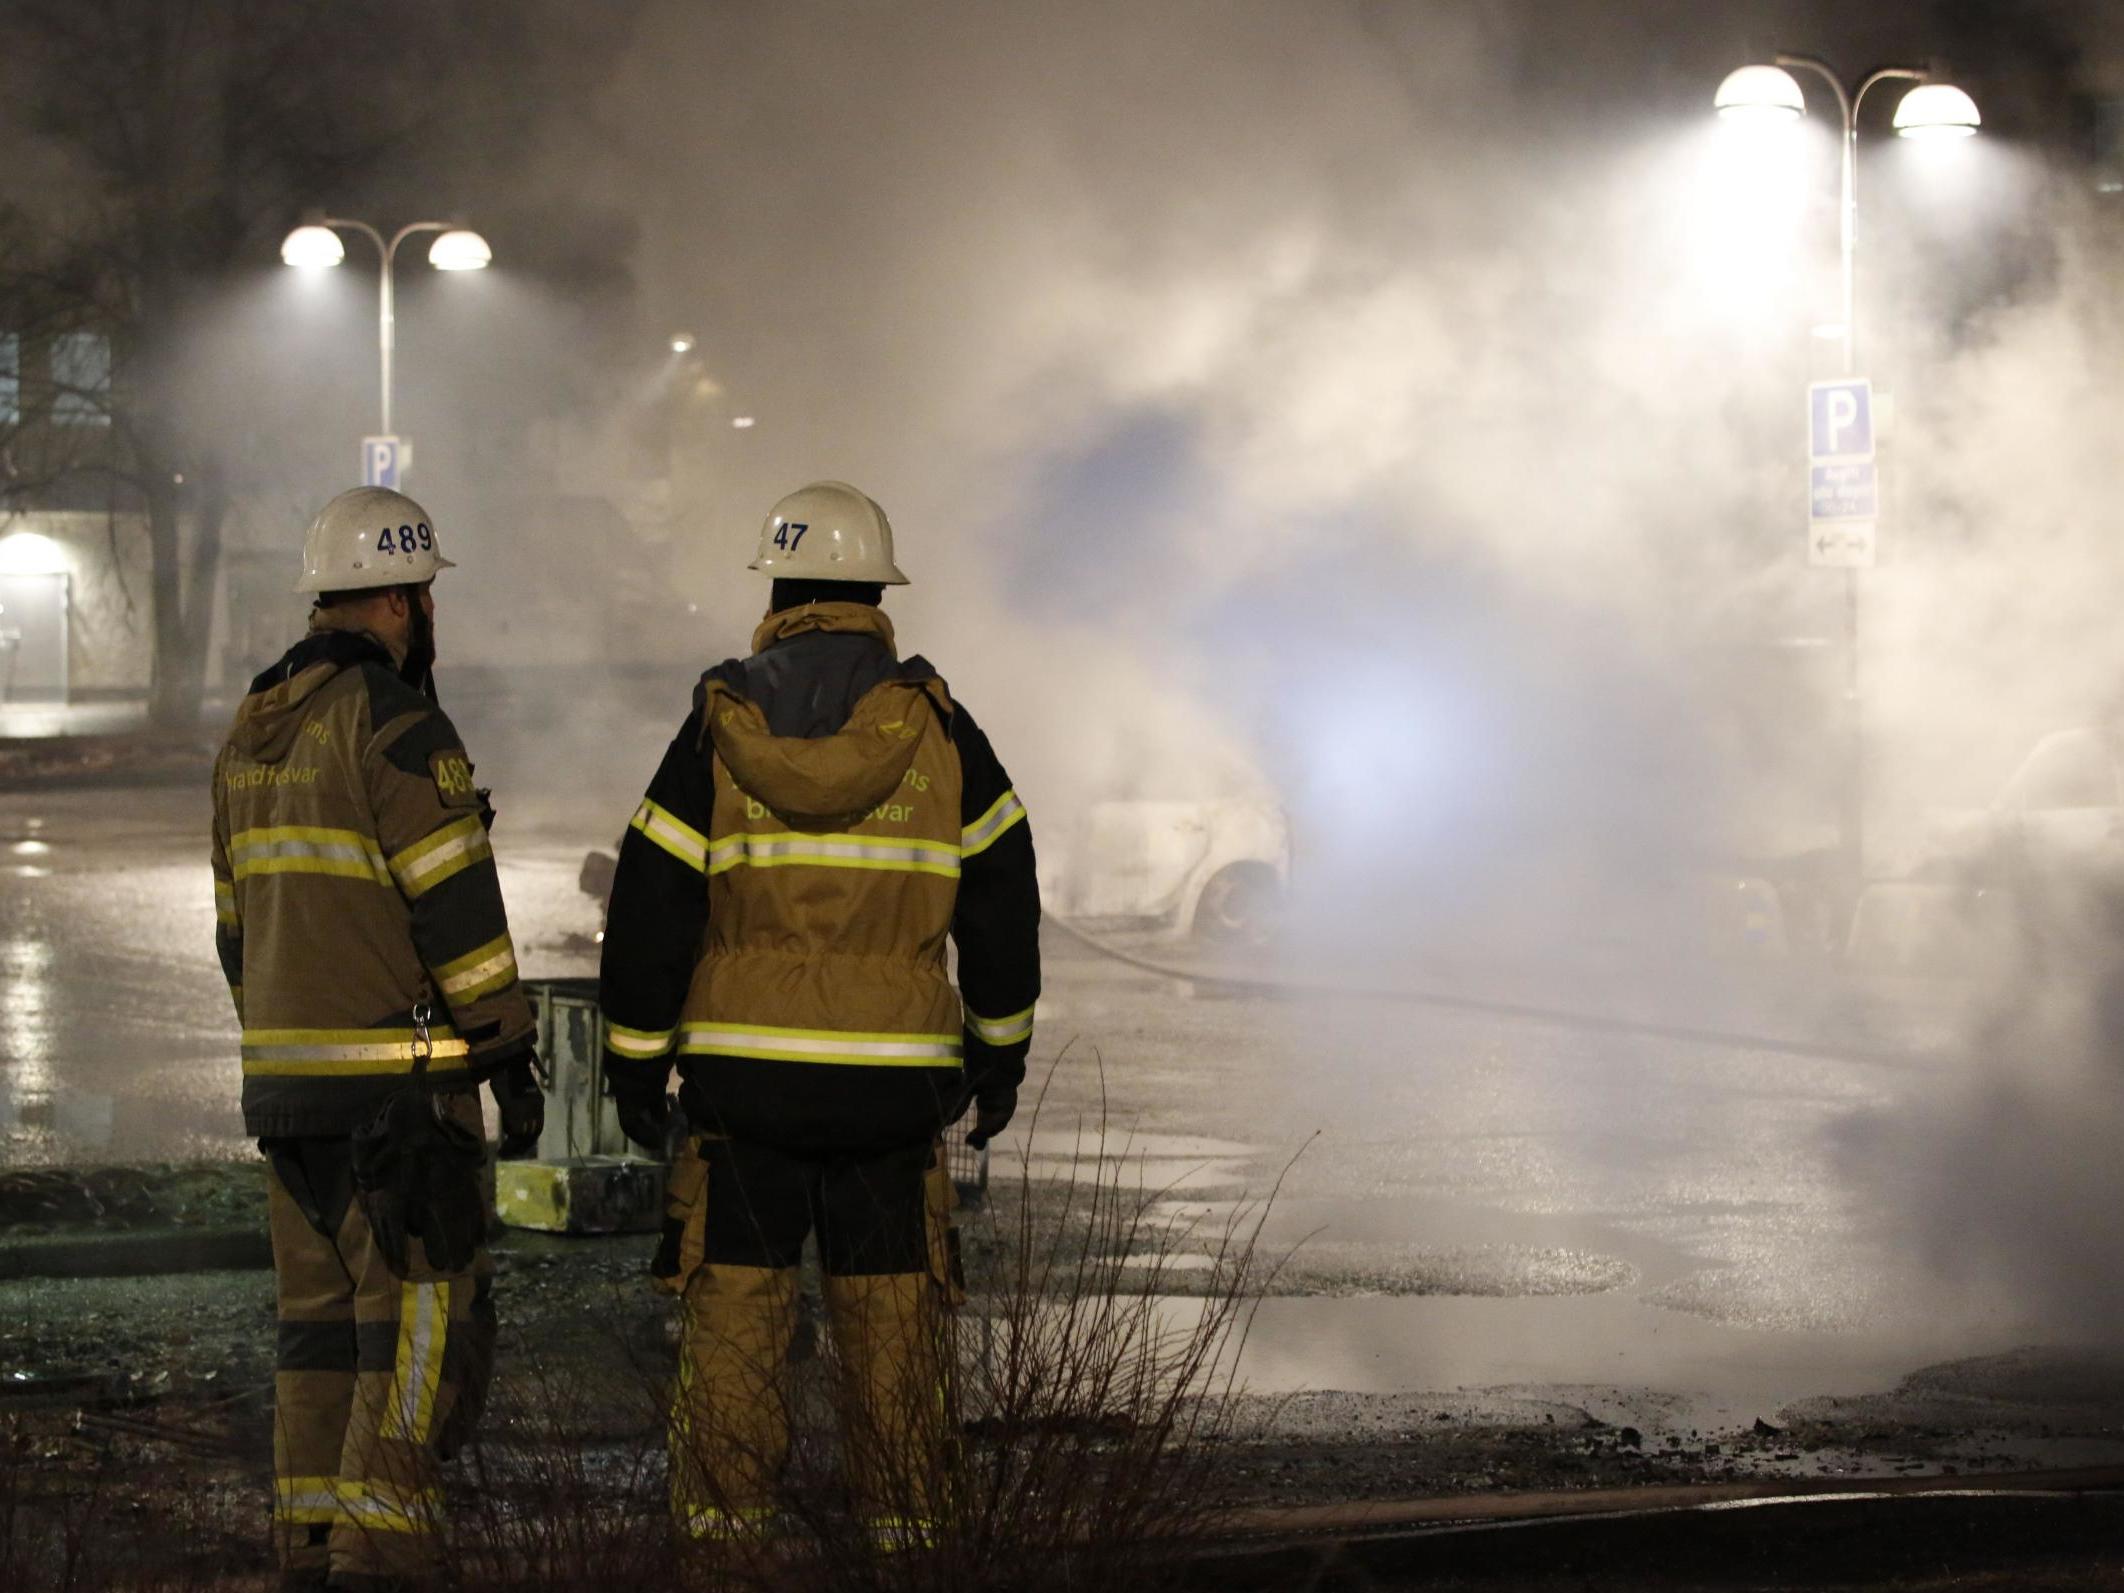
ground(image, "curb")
xmin=0 ymin=1226 xmax=272 ymax=1281
xmin=1184 ymin=1470 xmax=2124 ymax=1588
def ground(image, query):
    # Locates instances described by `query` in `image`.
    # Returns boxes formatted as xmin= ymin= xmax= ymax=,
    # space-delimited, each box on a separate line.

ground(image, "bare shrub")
xmin=447 ymin=1349 xmax=681 ymax=1590
xmin=4 ymin=1053 xmax=1281 ymax=1592
xmin=0 ymin=1410 xmax=263 ymax=1593
xmin=666 ymin=1048 xmax=1281 ymax=1592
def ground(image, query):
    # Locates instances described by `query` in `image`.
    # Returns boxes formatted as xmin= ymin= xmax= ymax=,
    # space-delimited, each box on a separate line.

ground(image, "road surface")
xmin=0 ymin=783 xmax=2106 ymax=1452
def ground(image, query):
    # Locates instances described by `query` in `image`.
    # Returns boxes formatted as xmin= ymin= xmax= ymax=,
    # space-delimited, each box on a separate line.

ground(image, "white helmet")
xmin=294 ymin=487 xmax=457 ymax=595
xmin=749 ymin=480 xmax=909 ymax=585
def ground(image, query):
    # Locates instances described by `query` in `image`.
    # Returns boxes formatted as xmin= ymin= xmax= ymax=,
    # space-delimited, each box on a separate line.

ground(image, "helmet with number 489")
xmin=749 ymin=480 xmax=909 ymax=585
xmin=294 ymin=486 xmax=457 ymax=594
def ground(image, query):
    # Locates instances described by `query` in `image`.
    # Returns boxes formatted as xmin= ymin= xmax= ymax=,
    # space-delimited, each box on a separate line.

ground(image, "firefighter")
xmin=210 ymin=486 xmax=543 ymax=1590
xmin=598 ymin=480 xmax=1040 ymax=1545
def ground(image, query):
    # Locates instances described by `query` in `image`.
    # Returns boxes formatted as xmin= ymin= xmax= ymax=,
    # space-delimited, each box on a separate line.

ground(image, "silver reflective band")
xmin=678 ymin=1025 xmax=962 ymax=1066
xmin=604 ymin=1020 xmax=675 ymax=1058
xmin=389 ymin=815 xmax=492 ymax=897
xmin=967 ymin=1004 xmax=1035 ymax=1045
xmin=633 ymin=798 xmax=708 ymax=871
xmin=382 ymin=1280 xmax=448 ymax=1444
xmin=241 ymin=1026 xmax=472 ymax=1076
xmin=340 ymin=1481 xmax=443 ymax=1533
xmin=437 ymin=944 xmax=516 ymax=999
xmin=706 ymin=833 xmax=960 ymax=877
xmin=230 ymin=829 xmax=391 ymax=884
xmin=961 ymin=790 xmax=1027 ymax=857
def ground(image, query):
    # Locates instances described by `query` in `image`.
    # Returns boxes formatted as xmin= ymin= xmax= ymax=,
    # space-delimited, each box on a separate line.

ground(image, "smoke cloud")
xmin=77 ymin=0 xmax=2124 ymax=1342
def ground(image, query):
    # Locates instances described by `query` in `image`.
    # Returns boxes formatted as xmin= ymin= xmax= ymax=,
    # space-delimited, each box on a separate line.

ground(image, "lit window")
xmin=52 ymin=331 xmax=110 ymax=425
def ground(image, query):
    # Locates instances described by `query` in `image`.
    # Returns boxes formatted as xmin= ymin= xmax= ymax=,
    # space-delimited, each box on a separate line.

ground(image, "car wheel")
xmin=1192 ymin=864 xmax=1280 ymax=946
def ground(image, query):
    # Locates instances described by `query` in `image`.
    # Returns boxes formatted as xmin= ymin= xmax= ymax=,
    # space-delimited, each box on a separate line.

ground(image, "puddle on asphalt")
xmin=999 ymin=1129 xmax=1257 ymax=1196
xmin=1157 ymin=1289 xmax=2030 ymax=1431
xmin=1142 ymin=1192 xmax=1697 ymax=1292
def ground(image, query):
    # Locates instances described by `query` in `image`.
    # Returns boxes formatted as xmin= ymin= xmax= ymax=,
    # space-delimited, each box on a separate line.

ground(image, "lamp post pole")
xmin=1715 ymin=58 xmax=1977 ymax=910
xmin=315 ymin=219 xmax=455 ymax=436
xmin=1768 ymin=58 xmax=1927 ymax=892
xmin=1772 ymin=58 xmax=1927 ymax=379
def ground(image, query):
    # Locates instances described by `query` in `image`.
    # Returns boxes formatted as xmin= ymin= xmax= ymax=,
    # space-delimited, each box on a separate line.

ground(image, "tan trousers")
xmin=662 ymin=1135 xmax=962 ymax=1541
xmin=264 ymin=1092 xmax=492 ymax=1583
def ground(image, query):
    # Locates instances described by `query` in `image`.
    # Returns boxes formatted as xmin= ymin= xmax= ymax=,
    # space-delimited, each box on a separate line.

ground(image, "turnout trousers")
xmin=660 ymin=1133 xmax=963 ymax=1542
xmin=262 ymin=1091 xmax=493 ymax=1586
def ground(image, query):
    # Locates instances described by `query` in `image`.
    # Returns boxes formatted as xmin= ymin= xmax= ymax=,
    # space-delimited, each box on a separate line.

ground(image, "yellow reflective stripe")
xmin=230 ymin=825 xmax=390 ymax=885
xmin=341 ymin=1479 xmax=444 ymax=1535
xmin=434 ymin=933 xmax=518 ymax=1002
xmin=232 ymin=824 xmax=374 ymax=847
xmin=705 ymin=831 xmax=961 ymax=879
xmin=381 ymin=1280 xmax=449 ymax=1443
xmin=241 ymin=1026 xmax=471 ymax=1076
xmin=214 ymin=879 xmax=238 ymax=926
xmin=272 ymin=1476 xmax=441 ymax=1532
xmin=961 ymin=790 xmax=1027 ymax=857
xmin=388 ymin=814 xmax=491 ymax=899
xmin=680 ymin=1505 xmax=779 ymax=1540
xmin=604 ymin=1019 xmax=675 ymax=1059
xmin=274 ymin=1476 xmax=349 ymax=1525
xmin=632 ymin=798 xmax=709 ymax=872
xmin=866 ymin=1513 xmax=939 ymax=1550
xmin=967 ymin=1003 xmax=1036 ymax=1046
xmin=678 ymin=1023 xmax=962 ymax=1067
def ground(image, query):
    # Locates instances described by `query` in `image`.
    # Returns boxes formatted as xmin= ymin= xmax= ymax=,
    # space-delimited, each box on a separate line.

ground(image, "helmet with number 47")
xmin=294 ymin=486 xmax=457 ymax=594
xmin=749 ymin=480 xmax=909 ymax=585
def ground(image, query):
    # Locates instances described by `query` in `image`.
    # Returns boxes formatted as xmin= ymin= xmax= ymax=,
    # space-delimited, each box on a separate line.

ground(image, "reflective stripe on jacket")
xmin=599 ymin=603 xmax=1041 ymax=1153
xmin=211 ymin=628 xmax=534 ymax=1136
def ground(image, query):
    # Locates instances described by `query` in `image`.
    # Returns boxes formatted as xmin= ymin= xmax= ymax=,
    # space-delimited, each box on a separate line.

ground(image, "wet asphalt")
xmin=4 ymin=782 xmax=2123 ymax=1473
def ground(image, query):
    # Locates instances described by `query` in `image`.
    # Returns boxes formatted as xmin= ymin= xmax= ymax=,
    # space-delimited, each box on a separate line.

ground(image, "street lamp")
xmin=1715 ymin=58 xmax=1978 ymax=376
xmin=1714 ymin=56 xmax=1979 ymax=889
xmin=279 ymin=217 xmax=492 ymax=437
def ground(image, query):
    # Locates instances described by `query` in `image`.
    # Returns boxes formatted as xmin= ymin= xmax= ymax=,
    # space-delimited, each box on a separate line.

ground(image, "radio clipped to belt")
xmin=351 ymin=1000 xmax=487 ymax=1276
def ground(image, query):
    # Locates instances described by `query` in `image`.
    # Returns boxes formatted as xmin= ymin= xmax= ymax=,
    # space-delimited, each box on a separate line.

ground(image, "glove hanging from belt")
xmin=351 ymin=1002 xmax=488 ymax=1275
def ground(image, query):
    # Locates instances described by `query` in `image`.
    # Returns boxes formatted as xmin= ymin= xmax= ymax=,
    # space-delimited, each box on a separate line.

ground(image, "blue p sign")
xmin=1808 ymin=381 xmax=1873 ymax=462
xmin=361 ymin=435 xmax=401 ymax=490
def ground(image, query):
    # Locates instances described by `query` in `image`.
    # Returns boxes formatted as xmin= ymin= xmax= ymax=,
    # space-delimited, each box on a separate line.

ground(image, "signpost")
xmin=1806 ymin=379 xmax=1875 ymax=569
xmin=361 ymin=435 xmax=404 ymax=491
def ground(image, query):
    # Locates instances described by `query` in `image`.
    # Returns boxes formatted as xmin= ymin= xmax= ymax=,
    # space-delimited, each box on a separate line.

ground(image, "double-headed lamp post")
xmin=1715 ymin=59 xmax=1979 ymax=377
xmin=279 ymin=218 xmax=492 ymax=437
xmin=1712 ymin=58 xmax=1979 ymax=890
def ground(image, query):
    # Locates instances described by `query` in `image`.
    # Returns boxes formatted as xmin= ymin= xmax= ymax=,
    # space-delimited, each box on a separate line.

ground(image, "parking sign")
xmin=1808 ymin=380 xmax=1873 ymax=462
xmin=361 ymin=435 xmax=402 ymax=490
xmin=1806 ymin=380 xmax=1876 ymax=568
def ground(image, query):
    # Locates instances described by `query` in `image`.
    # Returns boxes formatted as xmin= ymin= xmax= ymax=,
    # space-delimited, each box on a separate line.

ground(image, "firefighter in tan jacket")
xmin=599 ymin=482 xmax=1041 ymax=1545
xmin=211 ymin=487 xmax=542 ymax=1589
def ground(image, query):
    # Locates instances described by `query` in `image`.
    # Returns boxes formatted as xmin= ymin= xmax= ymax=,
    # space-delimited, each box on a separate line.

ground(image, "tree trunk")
xmin=143 ymin=466 xmax=193 ymax=733
xmin=143 ymin=464 xmax=226 ymax=734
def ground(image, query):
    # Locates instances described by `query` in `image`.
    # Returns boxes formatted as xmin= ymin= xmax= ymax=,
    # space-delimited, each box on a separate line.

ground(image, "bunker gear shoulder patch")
xmin=429 ymin=749 xmax=480 ymax=809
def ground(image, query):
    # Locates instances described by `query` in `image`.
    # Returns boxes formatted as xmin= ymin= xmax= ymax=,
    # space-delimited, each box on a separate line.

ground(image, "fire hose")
xmin=1045 ymin=914 xmax=1934 ymax=1072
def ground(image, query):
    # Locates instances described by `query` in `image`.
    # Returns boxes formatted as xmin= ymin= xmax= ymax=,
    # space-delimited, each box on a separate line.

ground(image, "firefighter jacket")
xmin=599 ymin=603 xmax=1041 ymax=1154
xmin=211 ymin=627 xmax=535 ymax=1138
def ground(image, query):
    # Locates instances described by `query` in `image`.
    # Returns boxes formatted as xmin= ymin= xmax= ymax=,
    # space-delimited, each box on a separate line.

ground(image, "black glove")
xmin=488 ymin=1057 xmax=545 ymax=1160
xmin=351 ymin=1088 xmax=486 ymax=1275
xmin=965 ymin=1086 xmax=1017 ymax=1151
xmin=613 ymin=1088 xmax=674 ymax=1157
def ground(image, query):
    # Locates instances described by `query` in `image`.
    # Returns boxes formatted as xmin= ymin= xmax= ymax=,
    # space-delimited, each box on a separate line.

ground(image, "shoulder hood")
xmin=227 ymin=630 xmax=393 ymax=764
xmin=696 ymin=666 xmax=952 ymax=826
